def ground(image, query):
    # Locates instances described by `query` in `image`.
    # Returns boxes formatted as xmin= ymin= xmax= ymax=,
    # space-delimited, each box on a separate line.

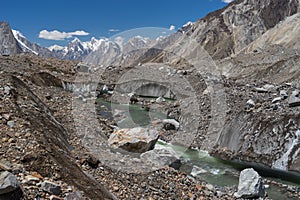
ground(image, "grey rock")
xmin=235 ymin=168 xmax=265 ymax=199
xmin=101 ymin=85 xmax=109 ymax=94
xmin=191 ymin=165 xmax=208 ymax=177
xmin=41 ymin=181 xmax=61 ymax=195
xmin=263 ymin=84 xmax=275 ymax=91
xmin=3 ymin=86 xmax=10 ymax=95
xmin=0 ymin=171 xmax=20 ymax=195
xmin=162 ymin=119 xmax=180 ymax=130
xmin=280 ymin=90 xmax=288 ymax=99
xmin=156 ymin=96 xmax=166 ymax=103
xmin=288 ymin=96 xmax=300 ymax=107
xmin=292 ymin=90 xmax=299 ymax=97
xmin=108 ymin=127 xmax=159 ymax=153
xmin=64 ymin=191 xmax=84 ymax=200
xmin=7 ymin=121 xmax=14 ymax=128
xmin=0 ymin=22 xmax=22 ymax=55
xmin=140 ymin=146 xmax=181 ymax=169
xmin=246 ymin=99 xmax=255 ymax=107
xmin=178 ymin=0 xmax=299 ymax=60
xmin=206 ymin=184 xmax=214 ymax=191
xmin=272 ymin=97 xmax=282 ymax=104
xmin=253 ymin=87 xmax=268 ymax=93
xmin=0 ymin=161 xmax=12 ymax=171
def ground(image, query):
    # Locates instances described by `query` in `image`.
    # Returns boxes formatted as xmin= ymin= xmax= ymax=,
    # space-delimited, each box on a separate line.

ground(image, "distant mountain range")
xmin=0 ymin=21 xmax=160 ymax=64
xmin=1 ymin=0 xmax=299 ymax=65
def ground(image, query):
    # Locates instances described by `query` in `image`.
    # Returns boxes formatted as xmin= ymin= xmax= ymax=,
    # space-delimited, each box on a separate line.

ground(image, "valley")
xmin=1 ymin=0 xmax=300 ymax=199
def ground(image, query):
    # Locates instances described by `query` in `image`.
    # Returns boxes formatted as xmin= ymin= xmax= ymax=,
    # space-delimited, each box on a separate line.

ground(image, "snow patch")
xmin=48 ymin=45 xmax=65 ymax=51
xmin=12 ymin=29 xmax=38 ymax=55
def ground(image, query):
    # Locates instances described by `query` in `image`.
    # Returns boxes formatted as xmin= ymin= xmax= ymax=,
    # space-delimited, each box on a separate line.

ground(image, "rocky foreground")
xmin=0 ymin=54 xmax=300 ymax=200
xmin=0 ymin=54 xmax=235 ymax=200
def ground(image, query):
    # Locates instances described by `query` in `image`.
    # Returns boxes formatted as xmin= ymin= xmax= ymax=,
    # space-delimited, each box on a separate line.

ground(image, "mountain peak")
xmin=0 ymin=21 xmax=22 ymax=55
xmin=71 ymin=37 xmax=81 ymax=43
xmin=48 ymin=45 xmax=65 ymax=51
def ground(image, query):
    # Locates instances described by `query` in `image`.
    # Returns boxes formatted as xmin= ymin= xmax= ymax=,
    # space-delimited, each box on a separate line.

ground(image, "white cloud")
xmin=39 ymin=29 xmax=89 ymax=40
xmin=222 ymin=0 xmax=234 ymax=3
xmin=108 ymin=29 xmax=120 ymax=32
xmin=169 ymin=25 xmax=176 ymax=31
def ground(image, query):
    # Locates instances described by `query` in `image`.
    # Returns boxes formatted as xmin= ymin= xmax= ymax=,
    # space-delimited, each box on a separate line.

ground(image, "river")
xmin=97 ymin=97 xmax=300 ymax=200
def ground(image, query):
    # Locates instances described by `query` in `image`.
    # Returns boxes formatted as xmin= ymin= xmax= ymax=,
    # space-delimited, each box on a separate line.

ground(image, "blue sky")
xmin=1 ymin=0 xmax=232 ymax=47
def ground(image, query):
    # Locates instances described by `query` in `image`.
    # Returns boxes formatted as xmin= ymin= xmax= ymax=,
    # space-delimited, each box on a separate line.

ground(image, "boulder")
xmin=140 ymin=146 xmax=181 ymax=169
xmin=0 ymin=171 xmax=22 ymax=200
xmin=288 ymin=96 xmax=300 ymax=107
xmin=253 ymin=87 xmax=268 ymax=93
xmin=292 ymin=90 xmax=299 ymax=97
xmin=191 ymin=165 xmax=208 ymax=177
xmin=108 ymin=127 xmax=159 ymax=153
xmin=272 ymin=97 xmax=282 ymax=104
xmin=0 ymin=171 xmax=20 ymax=195
xmin=41 ymin=181 xmax=61 ymax=195
xmin=155 ymin=96 xmax=166 ymax=103
xmin=234 ymin=168 xmax=265 ymax=199
xmin=162 ymin=119 xmax=180 ymax=130
xmin=280 ymin=90 xmax=288 ymax=99
xmin=246 ymin=99 xmax=255 ymax=107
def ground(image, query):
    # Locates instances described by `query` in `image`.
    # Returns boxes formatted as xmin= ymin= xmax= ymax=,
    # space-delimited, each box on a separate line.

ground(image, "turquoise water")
xmin=156 ymin=141 xmax=300 ymax=200
xmin=98 ymin=98 xmax=300 ymax=200
xmin=97 ymin=98 xmax=168 ymax=128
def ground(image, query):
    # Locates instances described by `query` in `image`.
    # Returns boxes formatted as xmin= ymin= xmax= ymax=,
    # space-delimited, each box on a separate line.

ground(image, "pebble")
xmin=4 ymin=86 xmax=10 ymax=95
xmin=272 ymin=97 xmax=282 ymax=104
xmin=7 ymin=121 xmax=15 ymax=128
xmin=8 ymin=138 xmax=15 ymax=143
xmin=206 ymin=184 xmax=214 ymax=191
xmin=49 ymin=195 xmax=63 ymax=200
xmin=0 ymin=161 xmax=12 ymax=171
xmin=24 ymin=132 xmax=31 ymax=137
xmin=24 ymin=175 xmax=40 ymax=183
xmin=2 ymin=114 xmax=11 ymax=120
xmin=14 ymin=132 xmax=21 ymax=137
xmin=246 ymin=99 xmax=255 ymax=107
xmin=280 ymin=90 xmax=288 ymax=99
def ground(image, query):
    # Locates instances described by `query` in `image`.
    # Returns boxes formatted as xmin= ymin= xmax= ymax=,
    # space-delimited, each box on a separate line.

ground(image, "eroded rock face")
xmin=0 ymin=22 xmax=22 ymax=55
xmin=210 ymin=83 xmax=300 ymax=172
xmin=182 ymin=0 xmax=299 ymax=59
xmin=108 ymin=127 xmax=159 ymax=153
xmin=235 ymin=168 xmax=265 ymax=199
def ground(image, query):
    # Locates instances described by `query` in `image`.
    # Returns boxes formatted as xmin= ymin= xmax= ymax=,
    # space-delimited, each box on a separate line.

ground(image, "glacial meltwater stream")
xmin=97 ymin=98 xmax=300 ymax=200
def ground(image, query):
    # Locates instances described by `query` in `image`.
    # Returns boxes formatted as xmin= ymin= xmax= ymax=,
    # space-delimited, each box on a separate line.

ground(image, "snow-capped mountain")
xmin=12 ymin=29 xmax=54 ymax=57
xmin=83 ymin=35 xmax=157 ymax=65
xmin=48 ymin=37 xmax=117 ymax=61
xmin=48 ymin=35 xmax=157 ymax=64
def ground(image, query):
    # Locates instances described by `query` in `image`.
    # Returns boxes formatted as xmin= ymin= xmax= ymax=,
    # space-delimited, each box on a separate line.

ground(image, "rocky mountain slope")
xmin=12 ymin=30 xmax=54 ymax=58
xmin=0 ymin=22 xmax=54 ymax=57
xmin=0 ymin=22 xmax=22 ymax=55
xmin=244 ymin=13 xmax=300 ymax=53
xmin=180 ymin=0 xmax=299 ymax=59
